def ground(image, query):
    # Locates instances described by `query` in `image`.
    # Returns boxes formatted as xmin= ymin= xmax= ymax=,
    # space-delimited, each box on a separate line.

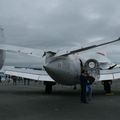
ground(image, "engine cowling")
xmin=84 ymin=59 xmax=100 ymax=81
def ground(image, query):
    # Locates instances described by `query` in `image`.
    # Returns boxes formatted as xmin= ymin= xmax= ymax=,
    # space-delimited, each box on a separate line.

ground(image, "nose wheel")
xmin=45 ymin=84 xmax=52 ymax=94
xmin=44 ymin=81 xmax=56 ymax=94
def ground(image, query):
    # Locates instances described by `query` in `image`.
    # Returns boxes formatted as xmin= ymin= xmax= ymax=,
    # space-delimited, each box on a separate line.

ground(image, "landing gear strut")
xmin=44 ymin=81 xmax=56 ymax=94
xmin=102 ymin=80 xmax=112 ymax=94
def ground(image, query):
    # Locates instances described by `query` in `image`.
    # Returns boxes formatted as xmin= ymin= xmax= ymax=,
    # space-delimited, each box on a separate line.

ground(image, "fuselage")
xmin=44 ymin=55 xmax=81 ymax=85
xmin=44 ymin=51 xmax=113 ymax=85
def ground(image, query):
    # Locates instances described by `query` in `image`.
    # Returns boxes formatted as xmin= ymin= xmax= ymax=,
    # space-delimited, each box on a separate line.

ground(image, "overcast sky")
xmin=0 ymin=0 xmax=120 ymax=67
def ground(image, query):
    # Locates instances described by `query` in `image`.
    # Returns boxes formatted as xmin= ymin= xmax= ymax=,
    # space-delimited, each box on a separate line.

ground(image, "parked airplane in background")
xmin=1 ymin=27 xmax=120 ymax=94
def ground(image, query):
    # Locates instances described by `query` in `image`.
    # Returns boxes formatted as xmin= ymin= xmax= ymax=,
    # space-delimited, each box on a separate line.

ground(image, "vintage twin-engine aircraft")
xmin=1 ymin=28 xmax=120 ymax=94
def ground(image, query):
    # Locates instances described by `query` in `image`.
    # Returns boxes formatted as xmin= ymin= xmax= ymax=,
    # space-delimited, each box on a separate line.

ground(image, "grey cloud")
xmin=0 ymin=0 xmax=120 ymax=65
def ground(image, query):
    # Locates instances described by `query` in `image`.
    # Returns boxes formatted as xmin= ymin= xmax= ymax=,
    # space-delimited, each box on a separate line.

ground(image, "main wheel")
xmin=102 ymin=81 xmax=112 ymax=93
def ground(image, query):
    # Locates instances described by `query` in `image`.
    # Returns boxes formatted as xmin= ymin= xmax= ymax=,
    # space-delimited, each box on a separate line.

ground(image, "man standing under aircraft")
xmin=80 ymin=70 xmax=88 ymax=103
xmin=86 ymin=76 xmax=94 ymax=101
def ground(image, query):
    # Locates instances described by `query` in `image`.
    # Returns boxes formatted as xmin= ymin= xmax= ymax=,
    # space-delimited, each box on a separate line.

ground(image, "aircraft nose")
xmin=43 ymin=63 xmax=55 ymax=73
xmin=43 ymin=62 xmax=62 ymax=82
xmin=43 ymin=63 xmax=51 ymax=70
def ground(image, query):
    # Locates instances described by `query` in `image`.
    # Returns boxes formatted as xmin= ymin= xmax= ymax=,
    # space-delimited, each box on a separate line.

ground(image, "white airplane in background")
xmin=1 ymin=27 xmax=120 ymax=94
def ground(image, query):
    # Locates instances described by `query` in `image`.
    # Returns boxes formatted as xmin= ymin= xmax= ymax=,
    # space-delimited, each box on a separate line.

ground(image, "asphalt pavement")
xmin=0 ymin=80 xmax=120 ymax=120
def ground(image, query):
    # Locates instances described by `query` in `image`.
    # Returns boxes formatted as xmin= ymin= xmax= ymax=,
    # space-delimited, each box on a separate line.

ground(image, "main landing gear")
xmin=102 ymin=80 xmax=112 ymax=95
xmin=44 ymin=81 xmax=56 ymax=94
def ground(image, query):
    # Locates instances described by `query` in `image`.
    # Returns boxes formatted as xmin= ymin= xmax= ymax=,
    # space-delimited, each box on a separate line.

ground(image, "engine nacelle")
xmin=84 ymin=59 xmax=100 ymax=81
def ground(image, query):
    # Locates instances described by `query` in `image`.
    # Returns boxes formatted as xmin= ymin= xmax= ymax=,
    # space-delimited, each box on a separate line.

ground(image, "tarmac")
xmin=0 ymin=80 xmax=120 ymax=120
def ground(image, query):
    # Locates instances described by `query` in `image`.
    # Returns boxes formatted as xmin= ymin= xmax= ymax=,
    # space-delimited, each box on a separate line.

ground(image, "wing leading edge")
xmin=0 ymin=44 xmax=44 ymax=57
xmin=3 ymin=67 xmax=54 ymax=82
xmin=2 ymin=66 xmax=120 ymax=83
xmin=56 ymin=37 xmax=120 ymax=56
xmin=0 ymin=37 xmax=120 ymax=58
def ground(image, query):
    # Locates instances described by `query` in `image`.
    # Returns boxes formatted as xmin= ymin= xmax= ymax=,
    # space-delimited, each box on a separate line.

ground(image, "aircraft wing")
xmin=4 ymin=67 xmax=120 ymax=82
xmin=0 ymin=37 xmax=120 ymax=58
xmin=2 ymin=66 xmax=55 ymax=82
xmin=55 ymin=37 xmax=120 ymax=57
xmin=99 ymin=68 xmax=120 ymax=81
xmin=0 ymin=44 xmax=44 ymax=58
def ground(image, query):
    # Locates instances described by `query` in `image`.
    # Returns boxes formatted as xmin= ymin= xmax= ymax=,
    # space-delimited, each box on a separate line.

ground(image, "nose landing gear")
xmin=44 ymin=81 xmax=56 ymax=94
